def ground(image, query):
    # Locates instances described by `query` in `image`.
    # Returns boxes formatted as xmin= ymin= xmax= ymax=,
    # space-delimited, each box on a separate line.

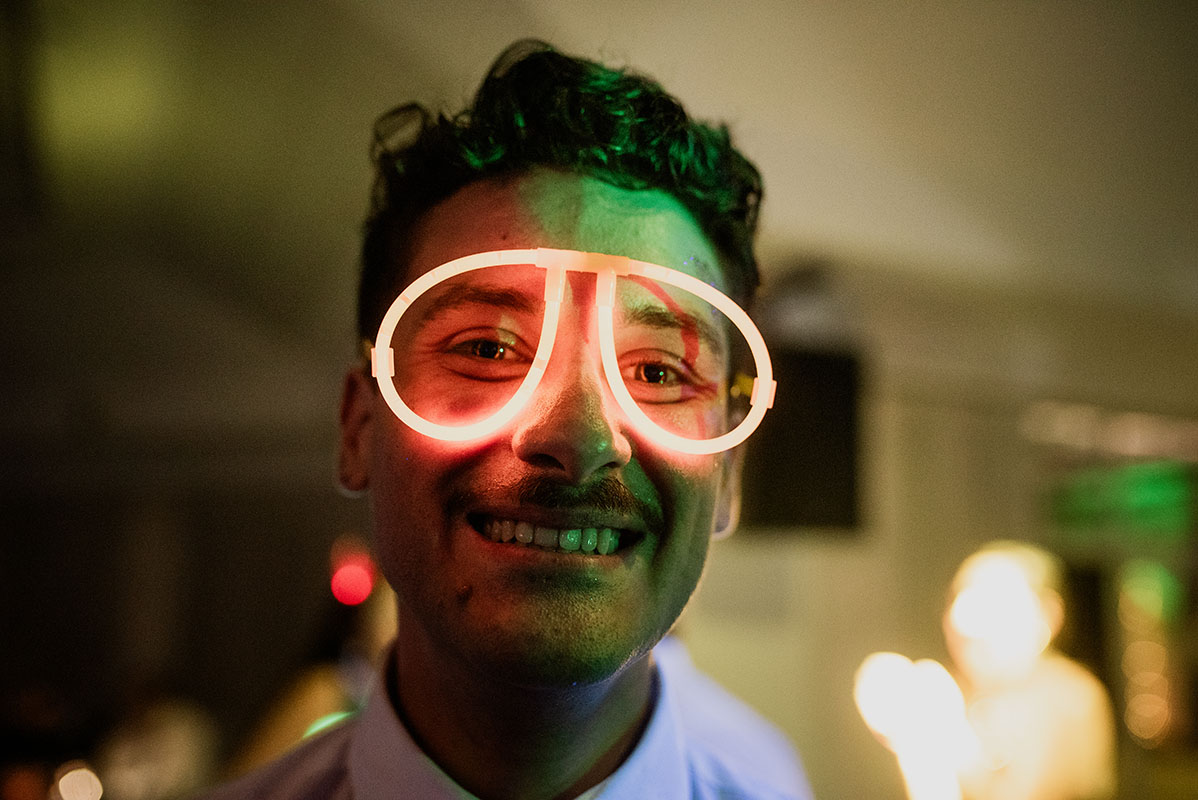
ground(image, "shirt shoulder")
xmin=193 ymin=720 xmax=355 ymax=800
xmin=654 ymin=638 xmax=814 ymax=800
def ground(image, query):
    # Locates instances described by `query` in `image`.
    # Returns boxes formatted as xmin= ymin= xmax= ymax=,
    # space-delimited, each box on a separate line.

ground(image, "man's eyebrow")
xmin=418 ymin=285 xmax=540 ymax=325
xmin=621 ymin=303 xmax=726 ymax=356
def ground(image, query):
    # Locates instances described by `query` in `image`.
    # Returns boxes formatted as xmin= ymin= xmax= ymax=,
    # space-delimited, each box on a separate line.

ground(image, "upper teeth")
xmin=483 ymin=518 xmax=621 ymax=555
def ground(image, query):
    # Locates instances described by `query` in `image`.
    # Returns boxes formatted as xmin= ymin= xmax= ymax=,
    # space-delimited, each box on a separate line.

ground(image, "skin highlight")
xmin=338 ymin=169 xmax=741 ymax=800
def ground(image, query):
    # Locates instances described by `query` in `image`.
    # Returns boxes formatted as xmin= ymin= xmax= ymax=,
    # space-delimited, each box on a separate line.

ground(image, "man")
xmin=204 ymin=40 xmax=809 ymax=800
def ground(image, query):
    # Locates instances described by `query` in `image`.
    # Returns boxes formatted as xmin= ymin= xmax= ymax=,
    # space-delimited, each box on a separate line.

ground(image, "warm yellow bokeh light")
xmin=855 ymin=652 xmax=982 ymax=800
xmin=56 ymin=765 xmax=103 ymax=800
xmin=1125 ymin=692 xmax=1171 ymax=745
xmin=854 ymin=651 xmax=915 ymax=740
xmin=946 ymin=553 xmax=1054 ymax=682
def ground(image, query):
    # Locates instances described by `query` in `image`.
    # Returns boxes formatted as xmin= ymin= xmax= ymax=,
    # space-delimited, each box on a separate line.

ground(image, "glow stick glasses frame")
xmin=370 ymin=247 xmax=776 ymax=455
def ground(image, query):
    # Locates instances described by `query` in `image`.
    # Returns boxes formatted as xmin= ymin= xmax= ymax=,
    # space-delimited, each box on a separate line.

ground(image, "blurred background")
xmin=2 ymin=1 xmax=1196 ymax=798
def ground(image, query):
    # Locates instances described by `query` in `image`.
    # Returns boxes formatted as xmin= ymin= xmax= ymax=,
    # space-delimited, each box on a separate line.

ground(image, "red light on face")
xmin=331 ymin=559 xmax=373 ymax=605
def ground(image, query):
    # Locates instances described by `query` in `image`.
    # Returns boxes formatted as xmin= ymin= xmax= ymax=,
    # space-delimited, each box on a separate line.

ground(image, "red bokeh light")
xmin=330 ymin=560 xmax=373 ymax=605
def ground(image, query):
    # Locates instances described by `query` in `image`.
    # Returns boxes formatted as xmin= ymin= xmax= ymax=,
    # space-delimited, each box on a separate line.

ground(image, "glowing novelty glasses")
xmin=369 ymin=248 xmax=776 ymax=455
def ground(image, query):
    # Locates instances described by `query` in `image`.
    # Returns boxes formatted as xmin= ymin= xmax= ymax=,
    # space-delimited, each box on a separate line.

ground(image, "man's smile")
xmin=469 ymin=511 xmax=648 ymax=555
xmin=449 ymin=471 xmax=662 ymax=565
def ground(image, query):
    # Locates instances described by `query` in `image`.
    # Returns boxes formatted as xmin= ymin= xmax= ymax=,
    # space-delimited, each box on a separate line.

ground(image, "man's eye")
xmin=633 ymin=362 xmax=680 ymax=385
xmin=622 ymin=354 xmax=692 ymax=401
xmin=620 ymin=349 xmax=722 ymax=406
xmin=622 ymin=349 xmax=694 ymax=388
xmin=455 ymin=339 xmax=511 ymax=360
xmin=436 ymin=329 xmax=532 ymax=381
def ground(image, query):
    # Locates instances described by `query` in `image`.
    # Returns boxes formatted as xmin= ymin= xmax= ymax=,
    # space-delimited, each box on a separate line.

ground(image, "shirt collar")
xmin=347 ymin=653 xmax=691 ymax=800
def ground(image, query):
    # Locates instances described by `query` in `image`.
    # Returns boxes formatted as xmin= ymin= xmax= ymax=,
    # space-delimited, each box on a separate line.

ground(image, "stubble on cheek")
xmin=367 ymin=426 xmax=461 ymax=612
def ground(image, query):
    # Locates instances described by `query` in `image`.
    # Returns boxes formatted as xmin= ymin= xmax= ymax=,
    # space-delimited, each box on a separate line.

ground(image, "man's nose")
xmin=510 ymin=362 xmax=632 ymax=484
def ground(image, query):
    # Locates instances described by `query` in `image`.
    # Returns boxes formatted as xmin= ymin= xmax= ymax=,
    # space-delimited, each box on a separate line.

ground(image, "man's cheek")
xmin=659 ymin=459 xmax=724 ymax=527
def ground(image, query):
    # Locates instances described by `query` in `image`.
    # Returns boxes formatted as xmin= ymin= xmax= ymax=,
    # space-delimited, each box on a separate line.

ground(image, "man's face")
xmin=340 ymin=169 xmax=740 ymax=687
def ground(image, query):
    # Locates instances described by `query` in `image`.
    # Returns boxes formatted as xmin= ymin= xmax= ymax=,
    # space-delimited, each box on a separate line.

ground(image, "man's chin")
xmin=461 ymin=620 xmax=656 ymax=690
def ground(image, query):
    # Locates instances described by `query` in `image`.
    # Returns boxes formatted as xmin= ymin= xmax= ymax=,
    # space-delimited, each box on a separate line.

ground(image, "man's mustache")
xmin=451 ymin=474 xmax=664 ymax=534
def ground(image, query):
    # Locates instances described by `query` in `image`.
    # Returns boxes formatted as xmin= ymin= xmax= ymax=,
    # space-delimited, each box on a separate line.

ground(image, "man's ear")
xmin=337 ymin=369 xmax=374 ymax=497
xmin=712 ymin=446 xmax=746 ymax=540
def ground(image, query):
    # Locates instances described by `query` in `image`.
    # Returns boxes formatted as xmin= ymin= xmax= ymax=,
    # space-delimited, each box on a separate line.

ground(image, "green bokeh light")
xmin=1120 ymin=559 xmax=1184 ymax=626
xmin=1051 ymin=461 xmax=1191 ymax=538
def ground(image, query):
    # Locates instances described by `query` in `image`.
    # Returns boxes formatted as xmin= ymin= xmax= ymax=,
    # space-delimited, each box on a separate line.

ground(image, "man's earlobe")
xmin=712 ymin=447 xmax=745 ymax=541
xmin=337 ymin=369 xmax=374 ymax=497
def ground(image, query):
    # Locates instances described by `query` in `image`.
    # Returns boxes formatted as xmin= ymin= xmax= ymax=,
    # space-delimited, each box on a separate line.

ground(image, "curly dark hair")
xmin=358 ymin=39 xmax=763 ymax=343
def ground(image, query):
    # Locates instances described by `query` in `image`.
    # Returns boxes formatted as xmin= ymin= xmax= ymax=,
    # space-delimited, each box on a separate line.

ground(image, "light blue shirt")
xmin=200 ymin=638 xmax=813 ymax=799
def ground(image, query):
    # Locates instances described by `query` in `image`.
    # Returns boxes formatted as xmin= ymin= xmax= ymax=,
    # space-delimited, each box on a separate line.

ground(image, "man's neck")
xmin=389 ymin=627 xmax=655 ymax=800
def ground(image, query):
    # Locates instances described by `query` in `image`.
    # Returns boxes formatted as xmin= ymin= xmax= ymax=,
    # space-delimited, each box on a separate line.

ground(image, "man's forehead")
xmin=401 ymin=170 xmax=726 ymax=290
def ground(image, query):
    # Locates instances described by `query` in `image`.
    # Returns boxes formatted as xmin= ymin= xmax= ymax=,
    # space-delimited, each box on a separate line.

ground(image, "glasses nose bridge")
xmin=512 ymin=265 xmax=632 ymax=478
xmin=537 ymin=269 xmax=616 ymax=397
xmin=535 ymin=256 xmax=619 ymax=379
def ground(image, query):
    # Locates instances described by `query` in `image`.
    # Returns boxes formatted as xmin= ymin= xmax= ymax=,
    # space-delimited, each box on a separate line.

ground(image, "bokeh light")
xmin=330 ymin=560 xmax=373 ymax=606
xmin=855 ymin=652 xmax=980 ymax=800
xmin=1122 ymin=639 xmax=1168 ymax=686
xmin=55 ymin=763 xmax=103 ymax=800
xmin=1117 ymin=560 xmax=1184 ymax=748
xmin=1125 ymin=692 xmax=1171 ymax=745
xmin=945 ymin=553 xmax=1053 ymax=681
xmin=854 ymin=651 xmax=914 ymax=740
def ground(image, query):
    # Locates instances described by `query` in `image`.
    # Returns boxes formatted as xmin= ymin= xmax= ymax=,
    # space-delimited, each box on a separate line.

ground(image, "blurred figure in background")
xmin=855 ymin=541 xmax=1116 ymax=800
